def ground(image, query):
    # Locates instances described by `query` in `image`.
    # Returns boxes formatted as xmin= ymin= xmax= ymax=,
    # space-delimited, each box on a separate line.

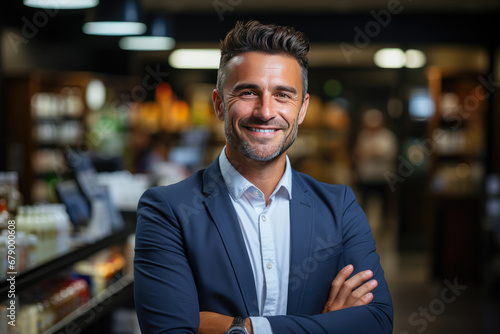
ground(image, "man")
xmin=134 ymin=20 xmax=393 ymax=333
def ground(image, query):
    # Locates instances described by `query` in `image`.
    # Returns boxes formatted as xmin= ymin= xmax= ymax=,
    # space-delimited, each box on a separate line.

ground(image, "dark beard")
xmin=223 ymin=104 xmax=299 ymax=162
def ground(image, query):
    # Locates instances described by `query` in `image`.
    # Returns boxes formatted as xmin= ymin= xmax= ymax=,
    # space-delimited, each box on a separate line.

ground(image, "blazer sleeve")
xmin=134 ymin=187 xmax=200 ymax=333
xmin=266 ymin=186 xmax=393 ymax=333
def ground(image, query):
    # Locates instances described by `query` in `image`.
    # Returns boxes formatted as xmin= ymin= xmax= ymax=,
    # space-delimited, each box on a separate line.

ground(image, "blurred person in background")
xmin=131 ymin=130 xmax=189 ymax=185
xmin=134 ymin=20 xmax=393 ymax=334
xmin=353 ymin=109 xmax=398 ymax=233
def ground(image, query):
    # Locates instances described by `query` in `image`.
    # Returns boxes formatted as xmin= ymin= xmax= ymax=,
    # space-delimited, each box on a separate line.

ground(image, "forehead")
xmin=224 ymin=51 xmax=302 ymax=90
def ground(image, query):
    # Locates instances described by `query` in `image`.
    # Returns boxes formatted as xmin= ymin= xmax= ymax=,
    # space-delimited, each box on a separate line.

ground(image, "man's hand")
xmin=322 ymin=264 xmax=378 ymax=313
xmin=199 ymin=265 xmax=376 ymax=332
xmin=199 ymin=312 xmax=253 ymax=334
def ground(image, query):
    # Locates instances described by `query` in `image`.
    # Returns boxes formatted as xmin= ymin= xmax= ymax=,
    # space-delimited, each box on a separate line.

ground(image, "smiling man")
xmin=219 ymin=51 xmax=305 ymax=163
xmin=134 ymin=20 xmax=393 ymax=334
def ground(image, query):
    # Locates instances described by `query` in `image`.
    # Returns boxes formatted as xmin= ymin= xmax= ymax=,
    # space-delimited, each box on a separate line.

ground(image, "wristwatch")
xmin=224 ymin=316 xmax=249 ymax=334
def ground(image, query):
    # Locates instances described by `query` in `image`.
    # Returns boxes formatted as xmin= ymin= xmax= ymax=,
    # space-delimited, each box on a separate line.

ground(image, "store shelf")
xmin=0 ymin=226 xmax=135 ymax=299
xmin=426 ymin=69 xmax=486 ymax=283
xmin=42 ymin=272 xmax=134 ymax=334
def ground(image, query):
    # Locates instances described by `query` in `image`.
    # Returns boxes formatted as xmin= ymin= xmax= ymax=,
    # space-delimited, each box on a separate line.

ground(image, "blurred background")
xmin=1 ymin=0 xmax=500 ymax=333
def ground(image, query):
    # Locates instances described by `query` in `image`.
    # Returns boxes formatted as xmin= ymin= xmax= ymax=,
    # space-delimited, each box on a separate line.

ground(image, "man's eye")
xmin=276 ymin=93 xmax=289 ymax=98
xmin=242 ymin=91 xmax=255 ymax=96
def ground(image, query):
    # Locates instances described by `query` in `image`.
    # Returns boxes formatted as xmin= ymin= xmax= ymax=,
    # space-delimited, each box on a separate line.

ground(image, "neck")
xmin=225 ymin=146 xmax=287 ymax=203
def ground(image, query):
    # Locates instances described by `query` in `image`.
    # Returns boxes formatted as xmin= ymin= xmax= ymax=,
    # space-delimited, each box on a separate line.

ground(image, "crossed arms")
xmin=134 ymin=182 xmax=393 ymax=334
xmin=199 ymin=265 xmax=379 ymax=333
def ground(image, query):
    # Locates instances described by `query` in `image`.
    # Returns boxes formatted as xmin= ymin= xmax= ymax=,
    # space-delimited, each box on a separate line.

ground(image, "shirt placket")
xmin=259 ymin=207 xmax=278 ymax=316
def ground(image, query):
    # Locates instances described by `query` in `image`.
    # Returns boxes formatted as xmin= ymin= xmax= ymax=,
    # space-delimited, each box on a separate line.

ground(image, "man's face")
xmin=213 ymin=51 xmax=309 ymax=162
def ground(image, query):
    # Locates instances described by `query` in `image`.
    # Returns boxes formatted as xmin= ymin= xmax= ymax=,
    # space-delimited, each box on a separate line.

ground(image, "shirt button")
xmin=253 ymin=190 xmax=259 ymax=196
xmin=261 ymin=215 xmax=267 ymax=222
xmin=266 ymin=263 xmax=273 ymax=270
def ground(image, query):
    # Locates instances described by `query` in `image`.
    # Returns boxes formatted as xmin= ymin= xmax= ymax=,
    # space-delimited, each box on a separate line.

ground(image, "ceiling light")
xmin=119 ymin=15 xmax=176 ymax=51
xmin=24 ymin=0 xmax=99 ymax=9
xmin=405 ymin=49 xmax=427 ymax=68
xmin=168 ymin=49 xmax=221 ymax=69
xmin=120 ymin=36 xmax=175 ymax=51
xmin=83 ymin=0 xmax=146 ymax=36
xmin=83 ymin=21 xmax=146 ymax=36
xmin=373 ymin=48 xmax=406 ymax=68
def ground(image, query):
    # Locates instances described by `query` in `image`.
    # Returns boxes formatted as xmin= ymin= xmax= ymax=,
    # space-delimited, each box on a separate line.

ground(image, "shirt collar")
xmin=219 ymin=147 xmax=292 ymax=201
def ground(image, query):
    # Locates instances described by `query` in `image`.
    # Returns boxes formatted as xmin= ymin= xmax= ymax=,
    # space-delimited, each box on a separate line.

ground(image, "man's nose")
xmin=253 ymin=94 xmax=276 ymax=121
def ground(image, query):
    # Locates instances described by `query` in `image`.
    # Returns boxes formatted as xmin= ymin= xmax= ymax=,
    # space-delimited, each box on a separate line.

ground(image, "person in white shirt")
xmin=134 ymin=20 xmax=393 ymax=334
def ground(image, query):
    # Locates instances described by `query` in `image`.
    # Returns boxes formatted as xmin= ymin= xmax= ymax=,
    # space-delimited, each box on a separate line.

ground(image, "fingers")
xmin=353 ymin=291 xmax=374 ymax=306
xmin=333 ymin=269 xmax=374 ymax=310
xmin=323 ymin=264 xmax=354 ymax=311
xmin=348 ymin=279 xmax=377 ymax=307
xmin=323 ymin=265 xmax=378 ymax=313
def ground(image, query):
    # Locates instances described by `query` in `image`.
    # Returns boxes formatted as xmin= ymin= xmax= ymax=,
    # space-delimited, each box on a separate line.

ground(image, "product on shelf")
xmin=0 ymin=203 xmax=73 ymax=277
xmin=73 ymin=248 xmax=126 ymax=297
xmin=17 ymin=276 xmax=90 ymax=333
xmin=0 ymin=172 xmax=23 ymax=224
xmin=30 ymin=89 xmax=84 ymax=119
xmin=0 ymin=172 xmax=24 ymax=279
xmin=12 ymin=245 xmax=128 ymax=333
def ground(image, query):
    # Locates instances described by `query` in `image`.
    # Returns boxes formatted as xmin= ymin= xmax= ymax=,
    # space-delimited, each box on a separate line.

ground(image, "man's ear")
xmin=212 ymin=89 xmax=225 ymax=121
xmin=298 ymin=93 xmax=310 ymax=125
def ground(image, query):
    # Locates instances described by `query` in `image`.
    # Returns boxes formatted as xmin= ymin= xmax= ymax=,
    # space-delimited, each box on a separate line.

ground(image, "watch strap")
xmin=224 ymin=316 xmax=248 ymax=334
xmin=231 ymin=316 xmax=246 ymax=328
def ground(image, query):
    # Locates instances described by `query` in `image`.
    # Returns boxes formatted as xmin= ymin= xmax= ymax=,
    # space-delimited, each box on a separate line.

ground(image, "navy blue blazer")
xmin=134 ymin=159 xmax=393 ymax=333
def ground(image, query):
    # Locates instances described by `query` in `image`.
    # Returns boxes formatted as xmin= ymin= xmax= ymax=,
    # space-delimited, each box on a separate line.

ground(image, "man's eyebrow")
xmin=233 ymin=83 xmax=260 ymax=92
xmin=275 ymin=85 xmax=298 ymax=95
xmin=231 ymin=83 xmax=298 ymax=95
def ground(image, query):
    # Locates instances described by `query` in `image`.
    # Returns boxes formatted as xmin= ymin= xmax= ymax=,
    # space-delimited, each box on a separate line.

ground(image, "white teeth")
xmin=249 ymin=127 xmax=276 ymax=133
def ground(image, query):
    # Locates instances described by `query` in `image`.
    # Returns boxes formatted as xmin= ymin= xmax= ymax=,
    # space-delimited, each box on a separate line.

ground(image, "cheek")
xmin=282 ymin=106 xmax=302 ymax=126
xmin=224 ymin=107 xmax=241 ymax=130
xmin=227 ymin=102 xmax=251 ymax=121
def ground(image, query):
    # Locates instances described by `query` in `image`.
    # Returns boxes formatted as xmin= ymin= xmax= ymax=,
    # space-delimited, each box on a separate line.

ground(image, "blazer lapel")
xmin=202 ymin=160 xmax=260 ymax=316
xmin=287 ymin=172 xmax=314 ymax=315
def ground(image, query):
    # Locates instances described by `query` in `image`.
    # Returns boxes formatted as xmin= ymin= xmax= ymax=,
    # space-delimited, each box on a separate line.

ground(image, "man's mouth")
xmin=247 ymin=127 xmax=278 ymax=133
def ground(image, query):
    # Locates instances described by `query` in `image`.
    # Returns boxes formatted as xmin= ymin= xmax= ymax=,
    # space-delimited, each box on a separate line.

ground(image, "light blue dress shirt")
xmin=219 ymin=149 xmax=292 ymax=334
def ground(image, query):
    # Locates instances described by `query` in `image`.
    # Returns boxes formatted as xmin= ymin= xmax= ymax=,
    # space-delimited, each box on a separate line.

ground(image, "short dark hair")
xmin=216 ymin=20 xmax=310 ymax=100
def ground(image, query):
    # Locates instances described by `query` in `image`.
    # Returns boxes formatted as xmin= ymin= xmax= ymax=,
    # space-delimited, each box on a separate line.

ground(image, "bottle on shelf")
xmin=0 ymin=231 xmax=6 ymax=279
xmin=12 ymin=203 xmax=73 ymax=272
xmin=0 ymin=173 xmax=11 ymax=229
xmin=0 ymin=172 xmax=23 ymax=221
xmin=27 ymin=234 xmax=38 ymax=269
xmin=54 ymin=204 xmax=71 ymax=255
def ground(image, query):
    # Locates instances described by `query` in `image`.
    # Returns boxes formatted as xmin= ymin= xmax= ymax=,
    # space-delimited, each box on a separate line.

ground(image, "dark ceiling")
xmin=3 ymin=0 xmax=500 ymax=44
xmin=1 ymin=1 xmax=499 ymax=75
